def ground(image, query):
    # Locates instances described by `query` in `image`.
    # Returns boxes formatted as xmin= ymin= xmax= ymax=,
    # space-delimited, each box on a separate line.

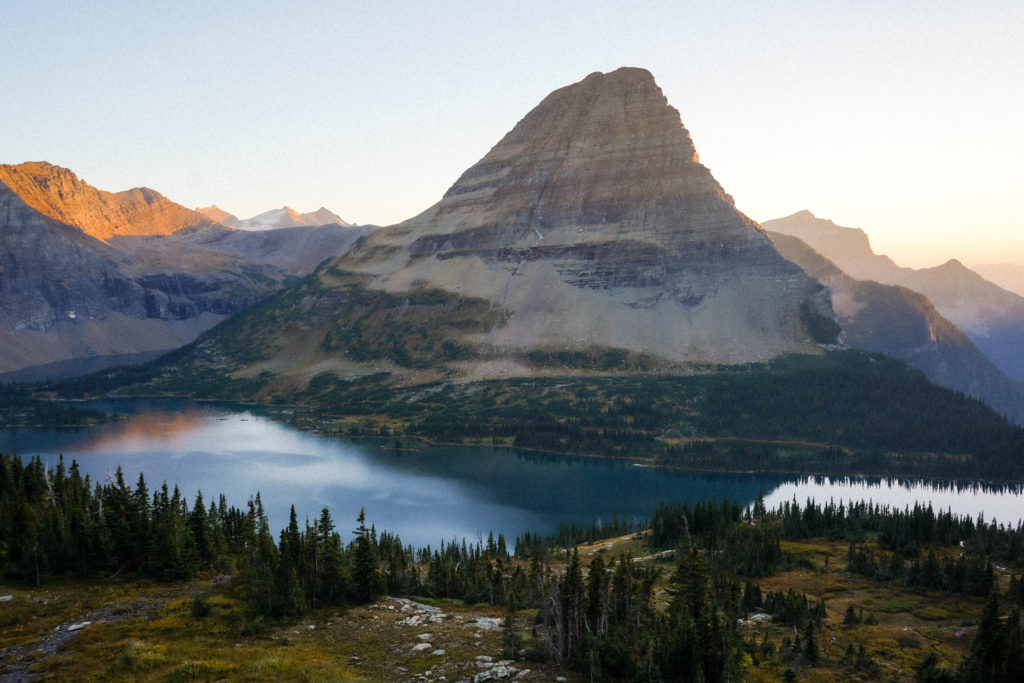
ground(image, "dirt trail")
xmin=1 ymin=597 xmax=162 ymax=681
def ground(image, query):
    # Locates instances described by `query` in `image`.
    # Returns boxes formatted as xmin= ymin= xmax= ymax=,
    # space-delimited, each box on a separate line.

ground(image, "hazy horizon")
xmin=3 ymin=1 xmax=1021 ymax=269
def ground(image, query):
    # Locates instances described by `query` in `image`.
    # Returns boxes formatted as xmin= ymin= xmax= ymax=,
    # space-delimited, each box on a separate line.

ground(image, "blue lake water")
xmin=2 ymin=400 xmax=1022 ymax=548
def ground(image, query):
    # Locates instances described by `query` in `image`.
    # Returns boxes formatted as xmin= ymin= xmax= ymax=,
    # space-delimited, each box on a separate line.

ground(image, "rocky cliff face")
xmin=201 ymin=68 xmax=837 ymax=387
xmin=0 ymin=182 xmax=229 ymax=373
xmin=0 ymin=162 xmax=212 ymax=240
xmin=765 ymin=210 xmax=1024 ymax=380
xmin=337 ymin=68 xmax=836 ymax=366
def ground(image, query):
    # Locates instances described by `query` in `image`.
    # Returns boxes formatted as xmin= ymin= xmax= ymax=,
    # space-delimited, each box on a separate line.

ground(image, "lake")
xmin=2 ymin=400 xmax=1022 ymax=548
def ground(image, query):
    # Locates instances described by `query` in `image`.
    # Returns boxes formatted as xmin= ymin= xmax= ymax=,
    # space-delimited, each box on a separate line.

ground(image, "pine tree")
xmin=963 ymin=591 xmax=1006 ymax=681
xmin=276 ymin=506 xmax=306 ymax=615
xmin=585 ymin=555 xmax=608 ymax=638
xmin=350 ymin=508 xmax=384 ymax=603
xmin=803 ymin=622 xmax=819 ymax=666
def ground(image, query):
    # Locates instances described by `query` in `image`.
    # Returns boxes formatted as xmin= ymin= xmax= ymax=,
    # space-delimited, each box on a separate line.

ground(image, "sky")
xmin=3 ymin=1 xmax=1022 ymax=268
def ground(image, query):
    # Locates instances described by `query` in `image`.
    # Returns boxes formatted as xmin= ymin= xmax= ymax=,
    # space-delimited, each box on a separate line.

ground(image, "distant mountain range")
xmin=196 ymin=205 xmax=349 ymax=230
xmin=764 ymin=211 xmax=1024 ymax=382
xmin=0 ymin=162 xmax=369 ymax=378
xmin=769 ymin=231 xmax=1024 ymax=424
xmin=972 ymin=263 xmax=1024 ymax=298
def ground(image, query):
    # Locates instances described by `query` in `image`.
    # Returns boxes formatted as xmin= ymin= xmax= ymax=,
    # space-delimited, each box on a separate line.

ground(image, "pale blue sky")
xmin=3 ymin=1 xmax=1022 ymax=267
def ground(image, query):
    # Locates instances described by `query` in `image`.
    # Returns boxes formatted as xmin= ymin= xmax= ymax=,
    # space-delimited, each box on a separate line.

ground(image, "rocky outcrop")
xmin=765 ymin=211 xmax=1024 ymax=380
xmin=0 ymin=162 xmax=212 ymax=240
xmin=770 ymin=232 xmax=1024 ymax=424
xmin=326 ymin=68 xmax=837 ymax=370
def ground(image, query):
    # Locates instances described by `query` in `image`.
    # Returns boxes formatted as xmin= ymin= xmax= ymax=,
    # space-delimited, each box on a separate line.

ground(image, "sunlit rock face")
xmin=338 ymin=67 xmax=836 ymax=364
xmin=0 ymin=162 xmax=211 ymax=240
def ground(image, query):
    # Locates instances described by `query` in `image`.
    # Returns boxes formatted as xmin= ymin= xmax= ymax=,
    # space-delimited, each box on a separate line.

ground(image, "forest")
xmin=12 ymin=344 xmax=1024 ymax=482
xmin=2 ymin=452 xmax=1023 ymax=681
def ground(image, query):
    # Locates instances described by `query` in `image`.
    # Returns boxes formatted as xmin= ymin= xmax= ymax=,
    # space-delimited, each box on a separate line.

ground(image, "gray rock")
xmin=474 ymin=617 xmax=503 ymax=631
xmin=473 ymin=665 xmax=511 ymax=682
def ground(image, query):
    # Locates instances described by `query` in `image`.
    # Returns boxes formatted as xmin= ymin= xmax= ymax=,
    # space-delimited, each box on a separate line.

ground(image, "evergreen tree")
xmin=350 ymin=508 xmax=384 ymax=603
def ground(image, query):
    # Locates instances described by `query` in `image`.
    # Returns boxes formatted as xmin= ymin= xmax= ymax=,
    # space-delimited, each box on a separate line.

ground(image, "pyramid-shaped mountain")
xmin=309 ymin=67 xmax=836 ymax=373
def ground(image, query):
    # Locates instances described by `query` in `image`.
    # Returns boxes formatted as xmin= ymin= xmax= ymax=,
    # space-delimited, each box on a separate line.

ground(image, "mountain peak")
xmin=423 ymin=67 xmax=720 ymax=243
xmin=195 ymin=205 xmax=240 ymax=226
xmin=235 ymin=206 xmax=348 ymax=231
xmin=583 ymin=66 xmax=656 ymax=85
xmin=0 ymin=161 xmax=208 ymax=239
xmin=475 ymin=66 xmax=701 ymax=179
xmin=325 ymin=68 xmax=836 ymax=368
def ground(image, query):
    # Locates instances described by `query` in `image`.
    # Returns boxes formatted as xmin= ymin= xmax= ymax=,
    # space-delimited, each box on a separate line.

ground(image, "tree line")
xmin=2 ymin=452 xmax=1023 ymax=680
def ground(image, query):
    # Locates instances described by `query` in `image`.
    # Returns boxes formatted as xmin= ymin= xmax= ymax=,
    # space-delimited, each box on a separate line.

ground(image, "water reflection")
xmin=2 ymin=400 xmax=1022 ymax=547
xmin=762 ymin=476 xmax=1024 ymax=527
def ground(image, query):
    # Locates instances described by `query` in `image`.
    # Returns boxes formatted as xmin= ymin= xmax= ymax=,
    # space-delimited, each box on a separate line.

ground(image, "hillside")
xmin=769 ymin=232 xmax=1024 ymax=425
xmin=2 ymin=451 xmax=1022 ymax=681
xmin=765 ymin=211 xmax=1024 ymax=381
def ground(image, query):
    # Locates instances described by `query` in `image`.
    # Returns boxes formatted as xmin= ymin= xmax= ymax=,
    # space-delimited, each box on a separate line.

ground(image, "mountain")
xmin=0 ymin=165 xmax=370 ymax=377
xmin=235 ymin=206 xmax=349 ymax=230
xmin=330 ymin=67 xmax=838 ymax=369
xmin=134 ymin=67 xmax=837 ymax=393
xmin=195 ymin=205 xmax=241 ymax=227
xmin=769 ymin=232 xmax=1024 ymax=424
xmin=0 ymin=162 xmax=211 ymax=240
xmin=764 ymin=211 xmax=1024 ymax=381
xmin=49 ymin=69 xmax=1024 ymax=477
xmin=0 ymin=178 xmax=243 ymax=374
xmin=973 ymin=263 xmax=1024 ymax=298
